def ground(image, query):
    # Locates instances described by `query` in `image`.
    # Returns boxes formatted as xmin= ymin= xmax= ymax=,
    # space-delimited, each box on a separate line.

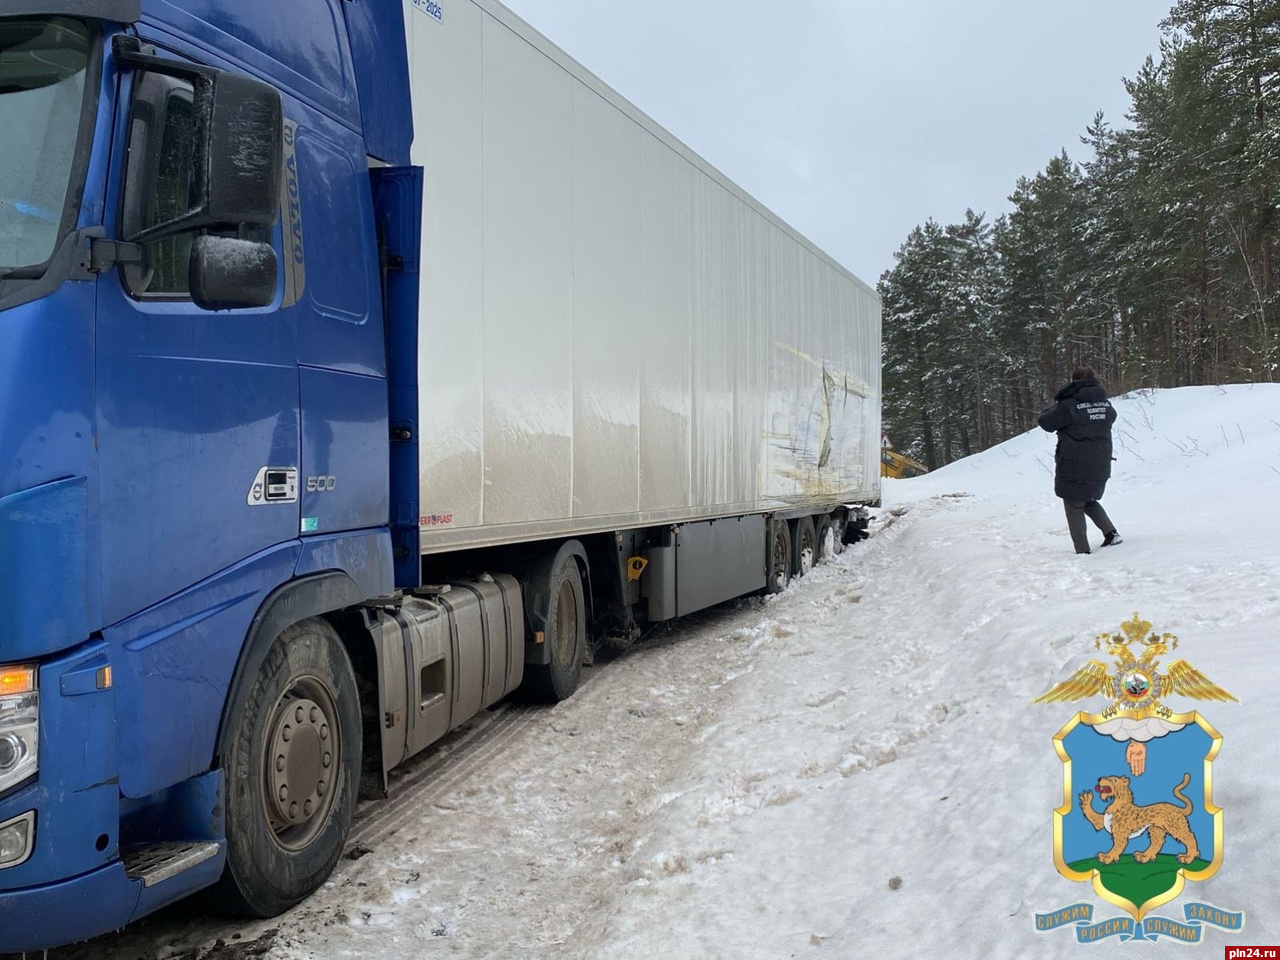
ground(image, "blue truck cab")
xmin=0 ymin=0 xmax=424 ymax=948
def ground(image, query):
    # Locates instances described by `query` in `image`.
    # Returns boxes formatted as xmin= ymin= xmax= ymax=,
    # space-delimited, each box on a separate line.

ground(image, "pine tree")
xmin=879 ymin=0 xmax=1280 ymax=466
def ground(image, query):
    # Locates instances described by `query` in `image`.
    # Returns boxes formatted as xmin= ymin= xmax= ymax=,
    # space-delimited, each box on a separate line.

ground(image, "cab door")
xmin=95 ymin=43 xmax=298 ymax=626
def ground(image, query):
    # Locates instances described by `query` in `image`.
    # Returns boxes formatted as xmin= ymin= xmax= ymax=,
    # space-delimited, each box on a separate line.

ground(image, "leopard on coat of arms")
xmin=1078 ymin=773 xmax=1199 ymax=866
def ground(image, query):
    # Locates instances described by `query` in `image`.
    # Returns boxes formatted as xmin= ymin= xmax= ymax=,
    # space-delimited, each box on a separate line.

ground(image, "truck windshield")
xmin=0 ymin=17 xmax=91 ymax=272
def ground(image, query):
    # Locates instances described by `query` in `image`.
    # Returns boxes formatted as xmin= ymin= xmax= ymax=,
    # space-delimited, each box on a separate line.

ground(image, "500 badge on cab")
xmin=307 ymin=475 xmax=336 ymax=493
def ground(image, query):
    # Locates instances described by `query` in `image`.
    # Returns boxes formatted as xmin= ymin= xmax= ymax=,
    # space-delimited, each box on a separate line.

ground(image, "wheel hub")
xmin=555 ymin=579 xmax=577 ymax=665
xmin=267 ymin=696 xmax=333 ymax=830
xmin=772 ymin=530 xmax=788 ymax=590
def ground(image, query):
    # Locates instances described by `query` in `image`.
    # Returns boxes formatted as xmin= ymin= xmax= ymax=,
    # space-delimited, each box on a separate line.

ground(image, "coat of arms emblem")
xmin=1032 ymin=614 xmax=1245 ymax=944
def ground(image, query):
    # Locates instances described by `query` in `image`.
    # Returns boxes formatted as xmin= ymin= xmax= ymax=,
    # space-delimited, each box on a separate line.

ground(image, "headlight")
xmin=0 ymin=664 xmax=38 ymax=796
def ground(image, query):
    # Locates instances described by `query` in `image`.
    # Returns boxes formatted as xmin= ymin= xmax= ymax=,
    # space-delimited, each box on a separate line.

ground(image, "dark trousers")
xmin=1064 ymin=499 xmax=1114 ymax=554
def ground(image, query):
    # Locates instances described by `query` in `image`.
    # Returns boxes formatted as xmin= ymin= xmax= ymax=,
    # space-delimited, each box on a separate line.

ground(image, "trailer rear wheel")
xmin=766 ymin=520 xmax=792 ymax=594
xmin=794 ymin=517 xmax=818 ymax=576
xmin=214 ymin=618 xmax=361 ymax=918
xmin=524 ymin=555 xmax=586 ymax=702
xmin=815 ymin=515 xmax=837 ymax=563
xmin=829 ymin=513 xmax=847 ymax=556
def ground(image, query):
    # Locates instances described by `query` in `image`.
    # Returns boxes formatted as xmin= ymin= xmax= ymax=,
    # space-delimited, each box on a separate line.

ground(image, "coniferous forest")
xmin=879 ymin=0 xmax=1280 ymax=469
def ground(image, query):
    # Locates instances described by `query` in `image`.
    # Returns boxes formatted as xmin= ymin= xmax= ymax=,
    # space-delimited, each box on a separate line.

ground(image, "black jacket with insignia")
xmin=1037 ymin=377 xmax=1117 ymax=502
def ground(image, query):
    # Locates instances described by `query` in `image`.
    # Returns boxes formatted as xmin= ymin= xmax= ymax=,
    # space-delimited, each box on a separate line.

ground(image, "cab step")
xmin=123 ymin=841 xmax=220 ymax=887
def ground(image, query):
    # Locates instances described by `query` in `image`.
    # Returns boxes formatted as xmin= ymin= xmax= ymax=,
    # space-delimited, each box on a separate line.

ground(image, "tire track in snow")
xmin=348 ymin=700 xmax=542 ymax=851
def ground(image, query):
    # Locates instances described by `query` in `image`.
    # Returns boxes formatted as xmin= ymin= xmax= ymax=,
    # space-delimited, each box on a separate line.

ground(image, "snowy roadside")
xmin=542 ymin=384 xmax=1280 ymax=960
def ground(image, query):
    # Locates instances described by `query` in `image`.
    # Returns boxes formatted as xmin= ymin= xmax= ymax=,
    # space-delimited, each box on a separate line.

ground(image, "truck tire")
xmin=524 ymin=555 xmax=586 ymax=703
xmin=829 ymin=513 xmax=847 ymax=556
xmin=214 ymin=618 xmax=361 ymax=917
xmin=794 ymin=516 xmax=818 ymax=576
xmin=766 ymin=519 xmax=792 ymax=594
xmin=815 ymin=515 xmax=836 ymax=562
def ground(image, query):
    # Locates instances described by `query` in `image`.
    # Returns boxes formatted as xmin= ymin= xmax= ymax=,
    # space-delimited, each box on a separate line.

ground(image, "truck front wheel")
xmin=214 ymin=618 xmax=361 ymax=917
xmin=524 ymin=555 xmax=586 ymax=702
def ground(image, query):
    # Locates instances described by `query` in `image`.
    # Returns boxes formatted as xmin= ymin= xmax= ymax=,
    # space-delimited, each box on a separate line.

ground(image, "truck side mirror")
xmin=115 ymin=36 xmax=283 ymax=242
xmin=114 ymin=36 xmax=284 ymax=308
xmin=190 ymin=236 xmax=278 ymax=310
xmin=197 ymin=71 xmax=283 ymax=230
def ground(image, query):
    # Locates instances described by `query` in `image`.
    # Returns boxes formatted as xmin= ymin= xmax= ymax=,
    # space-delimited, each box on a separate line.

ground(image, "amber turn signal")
xmin=0 ymin=666 xmax=35 ymax=696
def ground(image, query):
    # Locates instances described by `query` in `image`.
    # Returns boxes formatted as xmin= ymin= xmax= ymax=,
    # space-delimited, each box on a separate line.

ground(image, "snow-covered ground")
xmin=41 ymin=384 xmax=1280 ymax=960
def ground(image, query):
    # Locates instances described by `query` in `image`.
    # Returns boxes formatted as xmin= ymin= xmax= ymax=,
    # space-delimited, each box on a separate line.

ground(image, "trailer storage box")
xmin=403 ymin=0 xmax=881 ymax=554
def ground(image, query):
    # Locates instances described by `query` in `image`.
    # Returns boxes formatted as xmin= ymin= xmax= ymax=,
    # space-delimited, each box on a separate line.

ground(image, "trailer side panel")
xmin=404 ymin=0 xmax=881 ymax=554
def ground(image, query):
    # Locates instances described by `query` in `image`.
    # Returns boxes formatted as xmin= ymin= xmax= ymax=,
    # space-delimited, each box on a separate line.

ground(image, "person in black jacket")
xmin=1038 ymin=366 xmax=1122 ymax=555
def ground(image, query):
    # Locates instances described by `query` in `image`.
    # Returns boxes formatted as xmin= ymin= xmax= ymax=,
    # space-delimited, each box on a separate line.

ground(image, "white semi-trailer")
xmin=396 ymin=0 xmax=881 ymax=697
xmin=407 ymin=0 xmax=879 ymax=534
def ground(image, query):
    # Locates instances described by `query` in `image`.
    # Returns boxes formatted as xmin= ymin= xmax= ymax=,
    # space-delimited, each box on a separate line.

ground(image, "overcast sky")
xmin=497 ymin=0 xmax=1172 ymax=287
